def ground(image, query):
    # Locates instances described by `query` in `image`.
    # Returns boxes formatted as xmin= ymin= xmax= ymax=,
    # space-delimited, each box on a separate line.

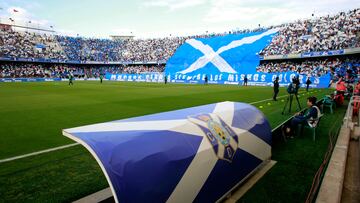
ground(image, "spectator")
xmin=260 ymin=9 xmax=360 ymax=56
xmin=0 ymin=63 xmax=165 ymax=78
xmin=283 ymin=96 xmax=321 ymax=137
xmin=256 ymin=57 xmax=360 ymax=78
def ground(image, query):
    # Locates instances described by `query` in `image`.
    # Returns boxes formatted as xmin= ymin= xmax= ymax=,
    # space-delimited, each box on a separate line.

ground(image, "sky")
xmin=0 ymin=0 xmax=359 ymax=38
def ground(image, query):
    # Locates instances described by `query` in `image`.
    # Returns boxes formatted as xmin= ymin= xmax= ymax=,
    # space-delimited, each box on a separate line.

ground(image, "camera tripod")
xmin=281 ymin=93 xmax=302 ymax=115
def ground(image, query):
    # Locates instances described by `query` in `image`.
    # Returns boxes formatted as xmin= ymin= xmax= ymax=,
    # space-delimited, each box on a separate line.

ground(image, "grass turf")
xmin=0 ymin=81 xmax=336 ymax=202
xmin=239 ymin=103 xmax=346 ymax=203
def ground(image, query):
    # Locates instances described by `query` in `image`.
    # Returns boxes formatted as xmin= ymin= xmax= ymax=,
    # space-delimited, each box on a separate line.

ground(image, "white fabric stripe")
xmin=213 ymin=101 xmax=235 ymax=125
xmin=170 ymin=121 xmax=206 ymax=137
xmin=229 ymin=136 xmax=238 ymax=151
xmin=211 ymin=53 xmax=237 ymax=73
xmin=166 ymin=138 xmax=218 ymax=203
xmin=217 ymin=143 xmax=225 ymax=158
xmin=211 ymin=113 xmax=222 ymax=124
xmin=179 ymin=39 xmax=236 ymax=74
xmin=187 ymin=117 xmax=208 ymax=129
xmin=179 ymin=28 xmax=278 ymax=75
xmin=64 ymin=119 xmax=188 ymax=134
xmin=217 ymin=28 xmax=279 ymax=53
xmin=232 ymin=127 xmax=271 ymax=161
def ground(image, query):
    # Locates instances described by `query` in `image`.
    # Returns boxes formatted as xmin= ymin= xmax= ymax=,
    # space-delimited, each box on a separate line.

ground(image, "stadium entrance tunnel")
xmin=62 ymin=101 xmax=272 ymax=203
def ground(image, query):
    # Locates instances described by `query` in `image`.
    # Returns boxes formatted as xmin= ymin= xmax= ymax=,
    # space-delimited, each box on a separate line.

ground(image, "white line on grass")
xmin=0 ymin=90 xmax=315 ymax=164
xmin=249 ymin=90 xmax=311 ymax=105
xmin=249 ymin=94 xmax=287 ymax=105
xmin=0 ymin=143 xmax=79 ymax=164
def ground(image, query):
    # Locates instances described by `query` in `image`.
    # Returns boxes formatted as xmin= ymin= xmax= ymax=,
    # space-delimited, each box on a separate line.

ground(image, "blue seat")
xmin=296 ymin=114 xmax=323 ymax=141
xmin=322 ymin=96 xmax=335 ymax=114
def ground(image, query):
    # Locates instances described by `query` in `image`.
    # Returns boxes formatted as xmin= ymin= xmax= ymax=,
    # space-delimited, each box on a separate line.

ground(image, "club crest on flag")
xmin=188 ymin=113 xmax=238 ymax=162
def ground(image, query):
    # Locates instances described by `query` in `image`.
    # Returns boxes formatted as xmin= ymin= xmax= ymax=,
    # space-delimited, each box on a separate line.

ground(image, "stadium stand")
xmin=0 ymin=30 xmax=67 ymax=60
xmin=56 ymin=36 xmax=124 ymax=61
xmin=0 ymin=63 xmax=165 ymax=78
xmin=119 ymin=37 xmax=185 ymax=62
xmin=0 ymin=8 xmax=359 ymax=77
xmin=260 ymin=9 xmax=360 ymax=56
xmin=256 ymin=56 xmax=360 ymax=77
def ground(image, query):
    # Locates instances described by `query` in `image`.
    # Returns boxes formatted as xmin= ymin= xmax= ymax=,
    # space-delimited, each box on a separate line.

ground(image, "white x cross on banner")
xmin=178 ymin=28 xmax=279 ymax=75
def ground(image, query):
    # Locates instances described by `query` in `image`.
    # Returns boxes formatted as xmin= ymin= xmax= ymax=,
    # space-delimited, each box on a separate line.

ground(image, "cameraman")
xmin=287 ymin=77 xmax=298 ymax=95
xmin=282 ymin=76 xmax=302 ymax=115
xmin=294 ymin=75 xmax=300 ymax=94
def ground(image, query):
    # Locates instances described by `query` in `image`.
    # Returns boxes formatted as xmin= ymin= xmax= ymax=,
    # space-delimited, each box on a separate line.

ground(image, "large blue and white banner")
xmin=165 ymin=29 xmax=331 ymax=88
xmin=166 ymin=29 xmax=277 ymax=76
xmin=105 ymin=72 xmax=164 ymax=82
xmin=63 ymin=102 xmax=272 ymax=203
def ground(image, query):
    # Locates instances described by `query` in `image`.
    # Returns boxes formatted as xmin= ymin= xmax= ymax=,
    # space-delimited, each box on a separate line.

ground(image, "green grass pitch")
xmin=0 ymin=81 xmax=344 ymax=202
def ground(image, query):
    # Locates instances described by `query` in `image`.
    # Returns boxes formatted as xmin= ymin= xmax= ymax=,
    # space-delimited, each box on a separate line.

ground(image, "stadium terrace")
xmin=0 ymin=9 xmax=359 ymax=83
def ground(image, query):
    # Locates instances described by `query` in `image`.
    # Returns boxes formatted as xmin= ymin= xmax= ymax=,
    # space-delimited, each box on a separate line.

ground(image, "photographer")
xmin=283 ymin=96 xmax=321 ymax=137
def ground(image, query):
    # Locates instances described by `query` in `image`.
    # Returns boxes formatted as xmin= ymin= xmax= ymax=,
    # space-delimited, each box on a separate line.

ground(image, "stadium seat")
xmin=297 ymin=114 xmax=324 ymax=141
xmin=322 ymin=96 xmax=335 ymax=114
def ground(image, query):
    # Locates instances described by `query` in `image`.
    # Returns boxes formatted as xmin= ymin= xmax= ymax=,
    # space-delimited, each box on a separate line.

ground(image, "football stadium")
xmin=0 ymin=1 xmax=360 ymax=202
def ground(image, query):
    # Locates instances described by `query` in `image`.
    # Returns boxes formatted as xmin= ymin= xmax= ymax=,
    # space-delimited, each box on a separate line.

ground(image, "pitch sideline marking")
xmin=0 ymin=90 xmax=314 ymax=164
xmin=0 ymin=143 xmax=79 ymax=164
xmin=249 ymin=94 xmax=287 ymax=105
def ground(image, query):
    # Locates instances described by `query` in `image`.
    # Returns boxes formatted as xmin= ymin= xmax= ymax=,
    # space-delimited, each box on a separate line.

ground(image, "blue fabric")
xmin=74 ymin=130 xmax=203 ymax=203
xmin=67 ymin=102 xmax=272 ymax=202
xmin=165 ymin=30 xmax=274 ymax=76
xmin=163 ymin=30 xmax=332 ymax=88
xmin=194 ymin=148 xmax=262 ymax=202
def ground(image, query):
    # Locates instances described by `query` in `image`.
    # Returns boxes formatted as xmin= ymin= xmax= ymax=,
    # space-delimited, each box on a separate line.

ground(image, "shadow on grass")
xmin=238 ymin=103 xmax=346 ymax=203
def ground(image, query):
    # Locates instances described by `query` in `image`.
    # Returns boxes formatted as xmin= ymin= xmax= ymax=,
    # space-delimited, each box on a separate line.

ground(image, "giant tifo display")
xmin=63 ymin=102 xmax=272 ymax=202
xmin=163 ymin=29 xmax=331 ymax=88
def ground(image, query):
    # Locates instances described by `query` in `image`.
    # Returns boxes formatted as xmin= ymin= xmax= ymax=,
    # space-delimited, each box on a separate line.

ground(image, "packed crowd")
xmin=86 ymin=38 xmax=123 ymax=61
xmin=56 ymin=36 xmax=124 ymax=61
xmin=0 ymin=30 xmax=67 ymax=59
xmin=260 ymin=9 xmax=360 ymax=56
xmin=0 ymin=63 xmax=165 ymax=78
xmin=0 ymin=63 xmax=84 ymax=78
xmin=120 ymin=38 xmax=184 ymax=62
xmin=106 ymin=65 xmax=165 ymax=74
xmin=256 ymin=56 xmax=360 ymax=78
xmin=0 ymin=9 xmax=359 ymax=63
